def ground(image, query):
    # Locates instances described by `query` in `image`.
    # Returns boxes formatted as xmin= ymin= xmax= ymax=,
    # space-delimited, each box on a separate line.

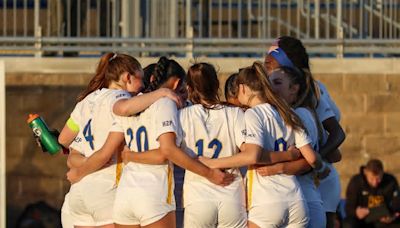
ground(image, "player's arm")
xmin=199 ymin=143 xmax=299 ymax=169
xmin=58 ymin=117 xmax=79 ymax=148
xmin=319 ymin=117 xmax=346 ymax=159
xmin=67 ymin=132 xmax=125 ymax=183
xmin=159 ymin=132 xmax=234 ymax=186
xmin=325 ymin=148 xmax=342 ymax=163
xmin=67 ymin=148 xmax=87 ymax=168
xmin=113 ymin=88 xmax=182 ymax=116
xmin=121 ymin=146 xmax=167 ymax=165
xmin=256 ymin=158 xmax=311 ymax=176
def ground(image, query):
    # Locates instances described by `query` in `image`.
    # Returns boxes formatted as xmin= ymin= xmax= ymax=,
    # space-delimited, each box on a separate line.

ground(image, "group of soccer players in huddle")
xmin=56 ymin=36 xmax=346 ymax=228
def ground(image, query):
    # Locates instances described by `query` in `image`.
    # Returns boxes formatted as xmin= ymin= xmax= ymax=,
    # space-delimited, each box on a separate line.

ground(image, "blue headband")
xmin=269 ymin=48 xmax=295 ymax=68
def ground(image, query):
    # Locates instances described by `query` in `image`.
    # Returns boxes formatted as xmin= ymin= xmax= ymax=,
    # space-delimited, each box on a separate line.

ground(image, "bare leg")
xmin=248 ymin=220 xmax=260 ymax=228
xmin=142 ymin=211 xmax=176 ymax=228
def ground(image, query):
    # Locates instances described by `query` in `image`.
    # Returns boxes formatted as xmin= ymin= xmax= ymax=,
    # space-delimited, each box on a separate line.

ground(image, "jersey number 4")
xmin=83 ymin=119 xmax=94 ymax=150
xmin=195 ymin=139 xmax=222 ymax=158
xmin=126 ymin=126 xmax=149 ymax=152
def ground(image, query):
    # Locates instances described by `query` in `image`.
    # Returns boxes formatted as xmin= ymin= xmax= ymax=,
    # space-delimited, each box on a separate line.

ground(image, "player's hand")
xmin=121 ymin=146 xmax=134 ymax=165
xmin=66 ymin=168 xmax=82 ymax=184
xmin=198 ymin=156 xmax=215 ymax=168
xmin=256 ymin=165 xmax=275 ymax=176
xmin=159 ymin=88 xmax=183 ymax=108
xmin=380 ymin=215 xmax=395 ymax=224
xmin=207 ymin=168 xmax=235 ymax=187
xmin=356 ymin=207 xmax=370 ymax=219
xmin=287 ymin=145 xmax=301 ymax=161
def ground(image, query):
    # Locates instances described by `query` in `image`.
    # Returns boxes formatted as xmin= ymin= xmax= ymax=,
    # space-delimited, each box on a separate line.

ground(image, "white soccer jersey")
xmin=70 ymin=88 xmax=130 ymax=158
xmin=113 ymin=97 xmax=181 ymax=225
xmin=315 ymin=82 xmax=342 ymax=212
xmin=295 ymin=107 xmax=322 ymax=203
xmin=245 ymin=103 xmax=310 ymax=208
xmin=67 ymin=88 xmax=131 ymax=226
xmin=179 ymin=104 xmax=246 ymax=207
xmin=317 ymin=81 xmax=341 ymax=121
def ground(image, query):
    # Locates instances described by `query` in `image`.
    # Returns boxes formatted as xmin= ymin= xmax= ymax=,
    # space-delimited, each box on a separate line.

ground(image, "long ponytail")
xmin=237 ymin=61 xmax=304 ymax=131
xmin=77 ymin=53 xmax=142 ymax=102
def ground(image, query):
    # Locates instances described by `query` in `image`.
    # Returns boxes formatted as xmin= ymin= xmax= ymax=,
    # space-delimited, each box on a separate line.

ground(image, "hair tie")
xmin=109 ymin=53 xmax=117 ymax=62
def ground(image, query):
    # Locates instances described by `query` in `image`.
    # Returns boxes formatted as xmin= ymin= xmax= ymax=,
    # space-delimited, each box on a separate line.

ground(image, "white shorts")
xmin=184 ymin=201 xmax=247 ymax=228
xmin=61 ymin=193 xmax=73 ymax=228
xmin=248 ymin=200 xmax=309 ymax=228
xmin=113 ymin=186 xmax=175 ymax=226
xmin=318 ymin=164 xmax=341 ymax=212
xmin=68 ymin=168 xmax=116 ymax=226
xmin=307 ymin=201 xmax=326 ymax=228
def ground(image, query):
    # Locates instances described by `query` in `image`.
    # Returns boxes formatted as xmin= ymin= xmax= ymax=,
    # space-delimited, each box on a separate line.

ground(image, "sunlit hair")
xmin=274 ymin=66 xmax=324 ymax=145
xmin=237 ymin=61 xmax=304 ymax=131
xmin=187 ymin=62 xmax=221 ymax=108
xmin=77 ymin=53 xmax=142 ymax=102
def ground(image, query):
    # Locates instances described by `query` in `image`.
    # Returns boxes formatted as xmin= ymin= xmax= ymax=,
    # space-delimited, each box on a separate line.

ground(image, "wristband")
xmin=315 ymin=161 xmax=327 ymax=173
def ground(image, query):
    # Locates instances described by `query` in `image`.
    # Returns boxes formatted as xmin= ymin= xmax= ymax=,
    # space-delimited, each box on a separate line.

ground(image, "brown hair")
xmin=225 ymin=72 xmax=238 ymax=101
xmin=237 ymin=61 xmax=304 ymax=131
xmin=276 ymin=66 xmax=324 ymax=145
xmin=187 ymin=62 xmax=221 ymax=108
xmin=77 ymin=53 xmax=142 ymax=102
xmin=365 ymin=159 xmax=384 ymax=175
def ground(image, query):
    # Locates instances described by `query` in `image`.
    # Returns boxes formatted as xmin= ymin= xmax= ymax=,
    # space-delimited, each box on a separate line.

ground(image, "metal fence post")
xmin=186 ymin=0 xmax=193 ymax=58
xmin=336 ymin=0 xmax=343 ymax=58
xmin=315 ymin=0 xmax=320 ymax=39
xmin=34 ymin=0 xmax=42 ymax=57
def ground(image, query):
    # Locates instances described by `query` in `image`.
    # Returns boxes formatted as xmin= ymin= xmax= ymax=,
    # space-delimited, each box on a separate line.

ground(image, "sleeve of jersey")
xmin=110 ymin=90 xmax=132 ymax=132
xmin=318 ymin=82 xmax=341 ymax=121
xmin=70 ymin=102 xmax=83 ymax=128
xmin=316 ymin=97 xmax=335 ymax=122
xmin=294 ymin=127 xmax=312 ymax=148
xmin=244 ymin=109 xmax=264 ymax=148
xmin=234 ymin=108 xmax=246 ymax=148
xmin=294 ymin=108 xmax=316 ymax=149
xmin=155 ymin=98 xmax=181 ymax=145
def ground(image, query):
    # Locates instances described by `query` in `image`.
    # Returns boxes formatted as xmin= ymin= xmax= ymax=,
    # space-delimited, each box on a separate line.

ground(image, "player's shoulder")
xmin=153 ymin=97 xmax=176 ymax=107
xmin=248 ymin=103 xmax=275 ymax=118
xmin=294 ymin=107 xmax=313 ymax=119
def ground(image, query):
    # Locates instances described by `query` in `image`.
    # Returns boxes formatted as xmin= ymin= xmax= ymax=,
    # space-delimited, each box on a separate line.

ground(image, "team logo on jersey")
xmin=116 ymin=93 xmax=128 ymax=99
xmin=162 ymin=120 xmax=173 ymax=127
xmin=241 ymin=129 xmax=247 ymax=136
xmin=74 ymin=137 xmax=82 ymax=143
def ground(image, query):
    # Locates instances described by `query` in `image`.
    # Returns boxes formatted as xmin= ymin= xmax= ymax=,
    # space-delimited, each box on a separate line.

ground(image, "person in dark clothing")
xmin=343 ymin=159 xmax=400 ymax=228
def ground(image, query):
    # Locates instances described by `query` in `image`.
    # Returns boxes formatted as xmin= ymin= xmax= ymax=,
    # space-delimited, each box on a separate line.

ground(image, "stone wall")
xmin=3 ymin=58 xmax=400 ymax=227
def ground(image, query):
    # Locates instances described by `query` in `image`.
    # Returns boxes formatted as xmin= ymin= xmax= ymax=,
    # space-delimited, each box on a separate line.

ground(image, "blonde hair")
xmin=237 ymin=61 xmax=304 ymax=131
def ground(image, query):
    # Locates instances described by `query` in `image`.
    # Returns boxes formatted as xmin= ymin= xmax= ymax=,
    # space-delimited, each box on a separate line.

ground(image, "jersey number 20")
xmin=126 ymin=126 xmax=149 ymax=152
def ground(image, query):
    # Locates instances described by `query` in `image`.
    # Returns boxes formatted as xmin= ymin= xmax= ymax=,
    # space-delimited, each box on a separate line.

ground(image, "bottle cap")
xmin=27 ymin=114 xmax=40 ymax=124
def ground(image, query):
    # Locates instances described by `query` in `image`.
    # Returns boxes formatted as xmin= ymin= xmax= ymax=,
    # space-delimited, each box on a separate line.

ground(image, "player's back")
xmin=245 ymin=103 xmax=308 ymax=206
xmin=179 ymin=104 xmax=245 ymax=181
xmin=72 ymin=88 xmax=130 ymax=160
xmin=116 ymin=97 xmax=179 ymax=201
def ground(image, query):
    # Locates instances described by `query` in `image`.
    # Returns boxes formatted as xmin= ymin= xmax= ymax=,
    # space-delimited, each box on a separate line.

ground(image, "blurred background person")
xmin=344 ymin=159 xmax=400 ymax=228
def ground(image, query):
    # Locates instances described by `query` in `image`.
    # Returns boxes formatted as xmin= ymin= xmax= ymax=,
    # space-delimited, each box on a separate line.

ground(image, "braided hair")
xmin=145 ymin=56 xmax=186 ymax=92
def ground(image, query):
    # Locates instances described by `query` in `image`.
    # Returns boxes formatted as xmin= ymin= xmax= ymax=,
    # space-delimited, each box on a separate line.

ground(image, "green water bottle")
xmin=27 ymin=114 xmax=61 ymax=155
